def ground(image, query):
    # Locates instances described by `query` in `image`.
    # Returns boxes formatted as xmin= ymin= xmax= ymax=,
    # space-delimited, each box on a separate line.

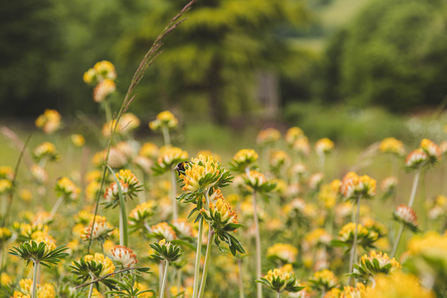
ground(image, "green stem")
xmin=319 ymin=154 xmax=325 ymax=176
xmin=108 ymin=166 xmax=128 ymax=247
xmin=252 ymin=190 xmax=263 ymax=298
xmin=198 ymin=231 xmax=215 ymax=298
xmin=192 ymin=218 xmax=204 ymax=298
xmin=348 ymin=196 xmax=360 ymax=285
xmin=171 ymin=168 xmax=178 ymax=220
xmin=50 ymin=195 xmax=65 ymax=217
xmin=162 ymin=126 xmax=171 ymax=146
xmin=32 ymin=262 xmax=39 ymax=298
xmin=391 ymin=224 xmax=405 ymax=258
xmin=408 ymin=169 xmax=421 ymax=208
xmin=277 ymin=292 xmax=281 ymax=298
xmin=102 ymin=100 xmax=112 ymax=123
xmin=160 ymin=261 xmax=169 ymax=298
xmin=238 ymin=259 xmax=245 ymax=298
xmin=87 ymin=275 xmax=95 ymax=298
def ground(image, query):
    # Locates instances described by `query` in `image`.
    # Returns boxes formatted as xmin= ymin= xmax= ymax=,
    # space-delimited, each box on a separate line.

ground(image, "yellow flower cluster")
xmin=55 ymin=177 xmax=81 ymax=200
xmin=102 ymin=113 xmax=141 ymax=137
xmin=71 ymin=134 xmax=85 ymax=147
xmin=83 ymin=60 xmax=117 ymax=85
xmin=366 ymin=272 xmax=434 ymax=298
xmin=379 ymin=137 xmax=405 ymax=155
xmin=157 ymin=146 xmax=188 ymax=168
xmin=35 ymin=109 xmax=61 ymax=134
xmin=360 ymin=250 xmax=401 ymax=271
xmin=149 ymin=110 xmax=178 ymax=131
xmin=256 ymin=128 xmax=281 ymax=146
xmin=285 ymin=127 xmax=303 ymax=145
xmin=181 ymin=155 xmax=220 ymax=192
xmin=0 ymin=165 xmax=14 ymax=180
xmin=139 ymin=142 xmax=159 ymax=159
xmin=315 ymin=138 xmax=334 ymax=155
xmin=0 ymin=178 xmax=12 ymax=194
xmin=407 ymin=231 xmax=447 ymax=255
xmin=340 ymin=172 xmax=376 ymax=199
xmin=267 ymin=243 xmax=298 ymax=263
xmin=84 ymin=253 xmax=116 ymax=276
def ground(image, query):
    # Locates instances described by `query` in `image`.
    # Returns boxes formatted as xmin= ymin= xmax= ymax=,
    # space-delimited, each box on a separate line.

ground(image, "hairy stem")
xmin=408 ymin=169 xmax=421 ymax=208
xmin=391 ymin=224 xmax=405 ymax=258
xmin=192 ymin=218 xmax=204 ymax=298
xmin=32 ymin=262 xmax=39 ymax=298
xmin=171 ymin=168 xmax=178 ymax=220
xmin=198 ymin=231 xmax=215 ymax=298
xmin=238 ymin=259 xmax=245 ymax=298
xmin=252 ymin=190 xmax=263 ymax=298
xmin=348 ymin=196 xmax=360 ymax=285
xmin=50 ymin=195 xmax=64 ymax=217
xmin=162 ymin=126 xmax=171 ymax=146
xmin=160 ymin=261 xmax=169 ymax=298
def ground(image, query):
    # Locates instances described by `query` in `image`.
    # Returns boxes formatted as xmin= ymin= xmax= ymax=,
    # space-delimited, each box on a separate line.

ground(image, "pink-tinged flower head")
xmin=111 ymin=245 xmax=138 ymax=268
xmin=394 ymin=205 xmax=418 ymax=229
xmin=405 ymin=149 xmax=428 ymax=169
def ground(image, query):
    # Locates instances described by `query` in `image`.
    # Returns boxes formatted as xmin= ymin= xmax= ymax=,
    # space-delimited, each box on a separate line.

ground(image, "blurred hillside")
xmin=1 ymin=0 xmax=447 ymax=123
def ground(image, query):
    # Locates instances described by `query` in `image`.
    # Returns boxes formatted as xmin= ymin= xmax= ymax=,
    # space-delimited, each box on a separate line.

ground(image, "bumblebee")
xmin=174 ymin=162 xmax=189 ymax=176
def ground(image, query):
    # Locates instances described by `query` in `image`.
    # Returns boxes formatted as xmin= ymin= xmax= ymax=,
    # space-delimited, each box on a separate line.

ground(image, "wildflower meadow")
xmin=2 ymin=1 xmax=447 ymax=298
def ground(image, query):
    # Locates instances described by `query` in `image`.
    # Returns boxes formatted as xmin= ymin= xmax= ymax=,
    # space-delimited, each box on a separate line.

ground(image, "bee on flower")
xmin=81 ymin=216 xmax=114 ymax=242
xmin=229 ymin=149 xmax=259 ymax=173
xmin=111 ymin=245 xmax=138 ymax=268
xmin=285 ymin=127 xmax=304 ymax=146
xmin=379 ymin=137 xmax=405 ymax=155
xmin=267 ymin=243 xmax=298 ymax=264
xmin=35 ymin=109 xmax=62 ymax=134
xmin=152 ymin=146 xmax=188 ymax=174
xmin=33 ymin=142 xmax=60 ymax=163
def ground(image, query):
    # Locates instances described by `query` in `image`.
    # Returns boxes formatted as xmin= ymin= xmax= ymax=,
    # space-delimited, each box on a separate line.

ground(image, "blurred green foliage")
xmin=1 ymin=0 xmax=447 ymax=120
xmin=316 ymin=0 xmax=447 ymax=110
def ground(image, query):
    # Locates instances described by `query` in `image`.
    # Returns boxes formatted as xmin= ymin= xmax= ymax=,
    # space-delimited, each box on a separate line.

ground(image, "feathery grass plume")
xmin=87 ymin=0 xmax=197 ymax=254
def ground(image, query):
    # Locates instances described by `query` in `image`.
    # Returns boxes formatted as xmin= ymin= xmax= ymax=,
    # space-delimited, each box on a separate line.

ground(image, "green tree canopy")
xmin=318 ymin=0 xmax=447 ymax=111
xmin=116 ymin=0 xmax=312 ymax=123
